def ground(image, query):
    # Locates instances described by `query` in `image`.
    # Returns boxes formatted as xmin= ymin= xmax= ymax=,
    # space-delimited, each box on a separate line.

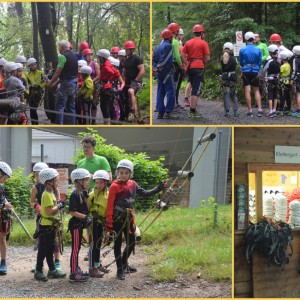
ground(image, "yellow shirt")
xmin=40 ymin=191 xmax=58 ymax=226
xmin=280 ymin=63 xmax=291 ymax=84
xmin=79 ymin=75 xmax=94 ymax=100
xmin=88 ymin=189 xmax=108 ymax=222
xmin=26 ymin=70 xmax=46 ymax=89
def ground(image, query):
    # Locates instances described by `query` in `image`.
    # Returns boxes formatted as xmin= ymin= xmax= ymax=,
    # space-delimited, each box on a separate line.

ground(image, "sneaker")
xmin=257 ymin=110 xmax=264 ymax=117
xmin=55 ymin=262 xmax=62 ymax=271
xmin=116 ymin=268 xmax=125 ymax=280
xmin=246 ymin=111 xmax=254 ymax=117
xmin=47 ymin=269 xmax=67 ymax=279
xmin=89 ymin=266 xmax=104 ymax=278
xmin=98 ymin=265 xmax=110 ymax=274
xmin=157 ymin=113 xmax=164 ymax=119
xmin=175 ymin=103 xmax=185 ymax=110
xmin=123 ymin=264 xmax=137 ymax=274
xmin=234 ymin=111 xmax=239 ymax=117
xmin=31 ymin=265 xmax=36 ymax=273
xmin=184 ymin=98 xmax=190 ymax=107
xmin=277 ymin=110 xmax=284 ymax=116
xmin=164 ymin=112 xmax=178 ymax=119
xmin=267 ymin=112 xmax=274 ymax=118
xmin=291 ymin=111 xmax=300 ymax=117
xmin=0 ymin=265 xmax=7 ymax=275
xmin=173 ymin=107 xmax=182 ymax=113
xmin=188 ymin=111 xmax=202 ymax=118
xmin=69 ymin=271 xmax=88 ymax=283
xmin=224 ymin=112 xmax=230 ymax=118
xmin=283 ymin=109 xmax=291 ymax=115
xmin=76 ymin=267 xmax=89 ymax=277
xmin=127 ymin=113 xmax=135 ymax=122
xmin=34 ymin=271 xmax=48 ymax=282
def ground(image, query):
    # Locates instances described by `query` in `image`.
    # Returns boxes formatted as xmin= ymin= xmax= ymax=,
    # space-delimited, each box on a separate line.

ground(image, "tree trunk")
xmin=31 ymin=3 xmax=40 ymax=68
xmin=65 ymin=2 xmax=73 ymax=44
xmin=75 ymin=2 xmax=84 ymax=51
xmin=167 ymin=5 xmax=171 ymax=24
xmin=296 ymin=3 xmax=300 ymax=35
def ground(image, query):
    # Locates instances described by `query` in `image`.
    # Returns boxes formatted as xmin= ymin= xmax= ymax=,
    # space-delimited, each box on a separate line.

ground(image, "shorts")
xmin=267 ymin=81 xmax=278 ymax=100
xmin=188 ymin=68 xmax=204 ymax=96
xmin=242 ymin=72 xmax=259 ymax=87
xmin=0 ymin=212 xmax=11 ymax=235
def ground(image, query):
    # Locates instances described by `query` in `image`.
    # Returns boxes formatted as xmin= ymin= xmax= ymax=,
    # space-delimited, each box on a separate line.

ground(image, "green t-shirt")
xmin=40 ymin=191 xmax=58 ymax=226
xmin=57 ymin=55 xmax=67 ymax=69
xmin=255 ymin=42 xmax=269 ymax=64
xmin=77 ymin=155 xmax=111 ymax=189
xmin=172 ymin=39 xmax=182 ymax=68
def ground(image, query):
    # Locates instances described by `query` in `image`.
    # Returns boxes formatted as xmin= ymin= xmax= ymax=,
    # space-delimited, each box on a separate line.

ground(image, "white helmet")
xmin=33 ymin=162 xmax=49 ymax=172
xmin=93 ymin=170 xmax=110 ymax=181
xmin=71 ymin=168 xmax=91 ymax=183
xmin=268 ymin=44 xmax=278 ymax=53
xmin=0 ymin=162 xmax=12 ymax=178
xmin=15 ymin=55 xmax=26 ymax=64
xmin=244 ymin=31 xmax=254 ymax=41
xmin=280 ymin=50 xmax=292 ymax=60
xmin=108 ymin=57 xmax=120 ymax=67
xmin=293 ymin=45 xmax=300 ymax=56
xmin=223 ymin=42 xmax=234 ymax=51
xmin=118 ymin=49 xmax=126 ymax=57
xmin=4 ymin=62 xmax=18 ymax=73
xmin=97 ymin=49 xmax=110 ymax=59
xmin=15 ymin=63 xmax=24 ymax=70
xmin=117 ymin=159 xmax=134 ymax=172
xmin=178 ymin=28 xmax=184 ymax=35
xmin=39 ymin=168 xmax=59 ymax=184
xmin=0 ymin=58 xmax=7 ymax=66
xmin=27 ymin=58 xmax=37 ymax=67
xmin=79 ymin=66 xmax=92 ymax=75
xmin=78 ymin=60 xmax=87 ymax=67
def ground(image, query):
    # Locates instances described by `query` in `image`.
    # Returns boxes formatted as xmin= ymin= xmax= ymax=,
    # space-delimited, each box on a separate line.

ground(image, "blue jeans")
xmin=156 ymin=71 xmax=175 ymax=114
xmin=55 ymin=81 xmax=77 ymax=124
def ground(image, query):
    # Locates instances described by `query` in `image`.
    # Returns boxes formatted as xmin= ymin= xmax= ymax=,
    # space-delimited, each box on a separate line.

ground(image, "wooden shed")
xmin=234 ymin=127 xmax=300 ymax=298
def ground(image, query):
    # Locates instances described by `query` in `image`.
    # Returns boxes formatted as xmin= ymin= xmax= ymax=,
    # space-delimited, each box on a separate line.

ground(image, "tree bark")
xmin=31 ymin=3 xmax=40 ymax=68
xmin=65 ymin=2 xmax=73 ymax=44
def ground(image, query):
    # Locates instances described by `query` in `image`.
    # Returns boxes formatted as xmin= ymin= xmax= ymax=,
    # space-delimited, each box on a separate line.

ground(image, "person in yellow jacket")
xmin=26 ymin=58 xmax=47 ymax=125
xmin=87 ymin=170 xmax=110 ymax=277
xmin=78 ymin=66 xmax=94 ymax=124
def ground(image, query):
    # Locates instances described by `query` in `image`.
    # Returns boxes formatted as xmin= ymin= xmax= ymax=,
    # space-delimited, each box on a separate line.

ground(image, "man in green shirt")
xmin=77 ymin=135 xmax=112 ymax=189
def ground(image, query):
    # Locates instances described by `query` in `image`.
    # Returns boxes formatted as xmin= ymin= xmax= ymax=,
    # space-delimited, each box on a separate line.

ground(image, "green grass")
xmin=9 ymin=205 xmax=232 ymax=282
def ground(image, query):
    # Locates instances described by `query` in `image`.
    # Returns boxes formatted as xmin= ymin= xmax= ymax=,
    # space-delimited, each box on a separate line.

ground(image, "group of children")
xmin=0 ymin=159 xmax=165 ymax=283
xmin=220 ymin=41 xmax=300 ymax=118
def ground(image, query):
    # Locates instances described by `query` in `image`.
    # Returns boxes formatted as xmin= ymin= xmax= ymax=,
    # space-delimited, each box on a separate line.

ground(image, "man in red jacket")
xmin=97 ymin=49 xmax=122 ymax=125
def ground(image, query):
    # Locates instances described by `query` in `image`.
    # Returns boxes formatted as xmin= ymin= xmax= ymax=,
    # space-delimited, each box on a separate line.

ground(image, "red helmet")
xmin=123 ymin=40 xmax=136 ymax=49
xmin=111 ymin=46 xmax=121 ymax=53
xmin=168 ymin=22 xmax=180 ymax=33
xmin=193 ymin=24 xmax=205 ymax=33
xmin=269 ymin=33 xmax=281 ymax=42
xmin=79 ymin=41 xmax=89 ymax=51
xmin=161 ymin=29 xmax=173 ymax=40
xmin=83 ymin=48 xmax=93 ymax=56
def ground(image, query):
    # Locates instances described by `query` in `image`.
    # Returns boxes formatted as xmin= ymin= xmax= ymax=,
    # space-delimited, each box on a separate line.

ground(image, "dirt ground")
xmin=0 ymin=245 xmax=231 ymax=298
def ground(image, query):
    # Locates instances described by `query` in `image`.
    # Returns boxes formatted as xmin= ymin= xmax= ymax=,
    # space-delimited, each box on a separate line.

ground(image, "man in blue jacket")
xmin=153 ymin=29 xmax=175 ymax=119
xmin=239 ymin=31 xmax=263 ymax=117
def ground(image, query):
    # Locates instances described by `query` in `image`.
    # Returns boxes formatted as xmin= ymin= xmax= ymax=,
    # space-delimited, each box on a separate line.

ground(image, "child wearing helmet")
xmin=278 ymin=51 xmax=292 ymax=115
xmin=34 ymin=168 xmax=66 ymax=281
xmin=78 ymin=66 xmax=94 ymax=125
xmin=4 ymin=62 xmax=26 ymax=99
xmin=86 ymin=170 xmax=110 ymax=277
xmin=105 ymin=159 xmax=165 ymax=280
xmin=291 ymin=46 xmax=300 ymax=117
xmin=220 ymin=42 xmax=239 ymax=118
xmin=25 ymin=58 xmax=47 ymax=125
xmin=0 ymin=162 xmax=13 ymax=275
xmin=262 ymin=45 xmax=281 ymax=118
xmin=30 ymin=162 xmax=63 ymax=273
xmin=68 ymin=168 xmax=92 ymax=282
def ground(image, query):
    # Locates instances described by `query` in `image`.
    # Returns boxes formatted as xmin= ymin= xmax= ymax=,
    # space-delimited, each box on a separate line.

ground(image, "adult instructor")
xmin=77 ymin=135 xmax=112 ymax=189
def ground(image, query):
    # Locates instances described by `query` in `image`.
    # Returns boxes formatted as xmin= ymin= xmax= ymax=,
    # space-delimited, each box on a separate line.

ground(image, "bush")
xmin=74 ymin=129 xmax=169 ymax=209
xmin=3 ymin=168 xmax=33 ymax=218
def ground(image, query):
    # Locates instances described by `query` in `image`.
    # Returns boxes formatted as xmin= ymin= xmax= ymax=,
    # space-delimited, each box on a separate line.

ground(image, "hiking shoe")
xmin=76 ymin=267 xmax=89 ymax=277
xmin=164 ymin=112 xmax=178 ymax=119
xmin=184 ymin=98 xmax=190 ymax=107
xmin=69 ymin=271 xmax=88 ymax=283
xmin=98 ymin=265 xmax=110 ymax=274
xmin=234 ymin=111 xmax=239 ymax=117
xmin=246 ymin=111 xmax=254 ymax=117
xmin=291 ymin=111 xmax=300 ymax=117
xmin=188 ymin=111 xmax=201 ymax=118
xmin=116 ymin=268 xmax=125 ymax=280
xmin=157 ymin=113 xmax=164 ymax=119
xmin=55 ymin=262 xmax=62 ymax=271
xmin=34 ymin=271 xmax=48 ymax=282
xmin=0 ymin=265 xmax=7 ymax=275
xmin=89 ymin=266 xmax=104 ymax=278
xmin=127 ymin=113 xmax=135 ymax=122
xmin=31 ymin=265 xmax=36 ymax=273
xmin=47 ymin=269 xmax=67 ymax=279
xmin=224 ymin=112 xmax=230 ymax=118
xmin=257 ymin=110 xmax=264 ymax=117
xmin=123 ymin=264 xmax=137 ymax=274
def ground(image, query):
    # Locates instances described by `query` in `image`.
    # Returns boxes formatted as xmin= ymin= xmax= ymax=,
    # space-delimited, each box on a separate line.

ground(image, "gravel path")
xmin=152 ymin=84 xmax=300 ymax=125
xmin=0 ymin=246 xmax=231 ymax=298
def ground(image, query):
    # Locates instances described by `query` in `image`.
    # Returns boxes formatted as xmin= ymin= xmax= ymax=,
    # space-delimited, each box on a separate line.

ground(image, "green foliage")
xmin=73 ymin=128 xmax=169 ymax=209
xmin=3 ymin=168 xmax=33 ymax=218
xmin=137 ymin=78 xmax=150 ymax=117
